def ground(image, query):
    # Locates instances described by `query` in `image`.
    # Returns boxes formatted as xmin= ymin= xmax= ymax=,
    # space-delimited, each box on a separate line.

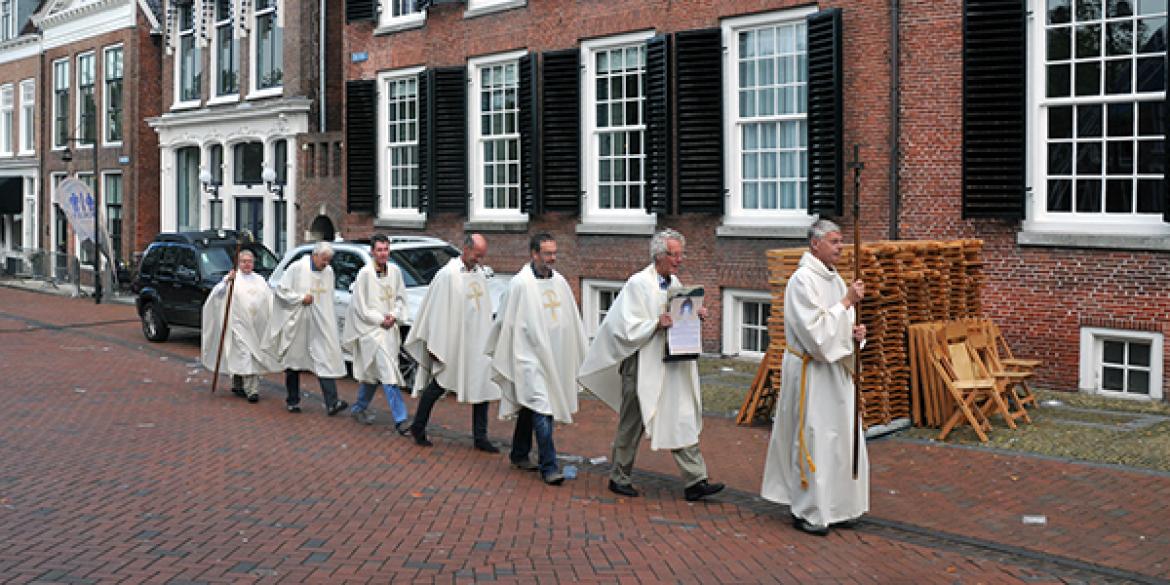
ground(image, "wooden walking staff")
xmin=848 ymin=144 xmax=864 ymax=480
xmin=210 ymin=234 xmax=245 ymax=394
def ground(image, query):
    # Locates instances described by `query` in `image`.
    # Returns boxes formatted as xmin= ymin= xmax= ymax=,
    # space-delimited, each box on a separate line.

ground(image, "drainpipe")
xmin=889 ymin=0 xmax=901 ymax=240
xmin=319 ymin=0 xmax=327 ymax=131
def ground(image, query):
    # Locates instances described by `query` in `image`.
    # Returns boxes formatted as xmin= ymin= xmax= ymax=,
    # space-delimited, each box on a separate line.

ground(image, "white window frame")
xmin=580 ymin=30 xmax=656 ymax=227
xmin=377 ymin=66 xmax=425 ymax=221
xmin=52 ymin=58 xmax=69 ymax=150
xmin=248 ymin=0 xmax=283 ymax=99
xmin=23 ymin=176 xmax=37 ymax=250
xmin=721 ymin=6 xmax=817 ymax=230
xmin=75 ymin=52 xmax=97 ymax=148
xmin=18 ymin=79 xmax=34 ymax=155
xmin=377 ymin=0 xmax=425 ymax=32
xmin=467 ymin=50 xmax=528 ymax=224
xmin=1023 ymin=0 xmax=1170 ymax=238
xmin=102 ymin=171 xmax=123 ymax=263
xmin=464 ymin=0 xmax=525 ymax=19
xmin=173 ymin=0 xmax=202 ymax=110
xmin=0 ymin=83 xmax=13 ymax=157
xmin=209 ymin=0 xmax=239 ymax=102
xmin=1079 ymin=326 xmax=1164 ymax=401
xmin=581 ymin=278 xmax=624 ymax=338
xmin=721 ymin=288 xmax=772 ymax=358
xmin=0 ymin=0 xmax=15 ymax=42
xmin=102 ymin=45 xmax=124 ymax=146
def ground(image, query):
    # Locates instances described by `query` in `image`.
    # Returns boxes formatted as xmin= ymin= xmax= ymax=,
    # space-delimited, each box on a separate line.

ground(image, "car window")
xmin=393 ymin=247 xmax=457 ymax=287
xmin=175 ymin=248 xmax=198 ymax=279
xmin=331 ymin=251 xmax=366 ymax=291
xmin=139 ymin=246 xmax=162 ymax=276
xmin=247 ymin=245 xmax=279 ymax=271
xmin=199 ymin=247 xmax=235 ymax=277
xmin=156 ymin=245 xmax=179 ymax=277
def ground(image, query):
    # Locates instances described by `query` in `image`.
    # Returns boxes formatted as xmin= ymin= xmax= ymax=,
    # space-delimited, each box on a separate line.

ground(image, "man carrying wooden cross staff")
xmin=760 ymin=218 xmax=869 ymax=536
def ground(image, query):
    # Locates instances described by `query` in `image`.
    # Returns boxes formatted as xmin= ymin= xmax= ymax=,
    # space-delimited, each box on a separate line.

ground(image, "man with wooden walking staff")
xmin=760 ymin=218 xmax=869 ymax=536
xmin=201 ymin=248 xmax=279 ymax=402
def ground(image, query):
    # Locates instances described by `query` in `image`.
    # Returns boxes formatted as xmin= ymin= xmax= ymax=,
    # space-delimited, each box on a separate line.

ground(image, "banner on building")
xmin=53 ymin=177 xmax=97 ymax=243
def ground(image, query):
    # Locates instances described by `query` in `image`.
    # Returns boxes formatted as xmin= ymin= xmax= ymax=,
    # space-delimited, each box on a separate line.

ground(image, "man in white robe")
xmin=200 ymin=249 xmax=279 ymax=403
xmin=265 ymin=241 xmax=349 ymax=415
xmin=761 ymin=219 xmax=869 ymax=536
xmin=341 ymin=234 xmax=412 ymax=434
xmin=404 ymin=233 xmax=502 ymax=451
xmin=486 ymin=233 xmax=587 ymax=486
xmin=579 ymin=229 xmax=725 ymax=502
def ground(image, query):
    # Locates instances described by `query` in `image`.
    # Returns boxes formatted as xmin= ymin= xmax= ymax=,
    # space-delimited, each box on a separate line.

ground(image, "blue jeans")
xmin=351 ymin=383 xmax=408 ymax=424
xmin=511 ymin=408 xmax=558 ymax=476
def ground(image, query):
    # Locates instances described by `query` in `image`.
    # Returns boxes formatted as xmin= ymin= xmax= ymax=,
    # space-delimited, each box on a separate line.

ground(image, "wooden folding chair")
xmin=965 ymin=325 xmax=1032 ymax=426
xmin=939 ymin=322 xmax=1025 ymax=431
xmin=928 ymin=324 xmax=994 ymax=442
xmin=984 ymin=320 xmax=1041 ymax=408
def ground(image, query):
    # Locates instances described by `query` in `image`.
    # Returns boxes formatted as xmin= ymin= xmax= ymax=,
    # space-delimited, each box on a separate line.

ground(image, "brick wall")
xmin=341 ymin=0 xmax=1170 ymax=395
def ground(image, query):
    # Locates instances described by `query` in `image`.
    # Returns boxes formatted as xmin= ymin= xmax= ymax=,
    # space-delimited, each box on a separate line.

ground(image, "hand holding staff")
xmin=210 ymin=236 xmax=244 ymax=394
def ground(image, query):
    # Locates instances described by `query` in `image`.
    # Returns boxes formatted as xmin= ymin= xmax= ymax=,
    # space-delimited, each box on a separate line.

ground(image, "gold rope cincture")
xmin=788 ymin=347 xmax=817 ymax=490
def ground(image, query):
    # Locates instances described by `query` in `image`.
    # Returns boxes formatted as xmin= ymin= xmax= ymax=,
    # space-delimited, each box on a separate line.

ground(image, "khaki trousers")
xmin=610 ymin=353 xmax=708 ymax=488
xmin=231 ymin=374 xmax=261 ymax=398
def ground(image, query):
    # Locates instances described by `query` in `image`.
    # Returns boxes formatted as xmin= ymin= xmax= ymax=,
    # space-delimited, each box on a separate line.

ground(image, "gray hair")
xmin=312 ymin=241 xmax=334 ymax=258
xmin=237 ymin=249 xmax=255 ymax=261
xmin=650 ymin=228 xmax=685 ymax=261
xmin=808 ymin=219 xmax=841 ymax=243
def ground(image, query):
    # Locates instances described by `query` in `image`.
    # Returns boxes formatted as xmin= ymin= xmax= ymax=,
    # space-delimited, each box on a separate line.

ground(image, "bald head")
xmin=461 ymin=233 xmax=488 ymax=269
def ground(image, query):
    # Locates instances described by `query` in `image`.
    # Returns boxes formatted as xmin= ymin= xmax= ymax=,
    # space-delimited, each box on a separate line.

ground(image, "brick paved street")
xmin=1 ymin=285 xmax=1167 ymax=584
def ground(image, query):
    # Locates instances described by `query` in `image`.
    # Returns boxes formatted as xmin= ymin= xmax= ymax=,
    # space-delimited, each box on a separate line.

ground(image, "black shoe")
xmin=247 ymin=394 xmax=259 ymax=403
xmin=542 ymin=471 xmax=565 ymax=486
xmin=327 ymin=400 xmax=349 ymax=416
xmin=474 ymin=440 xmax=500 ymax=454
xmin=231 ymin=387 xmax=246 ymax=398
xmin=287 ymin=404 xmax=302 ymax=413
xmin=410 ymin=428 xmax=432 ymax=447
xmin=395 ymin=420 xmax=412 ymax=436
xmin=792 ymin=515 xmax=830 ymax=536
xmin=683 ymin=480 xmax=725 ymax=502
xmin=511 ymin=459 xmax=539 ymax=472
xmin=608 ymin=480 xmax=639 ymax=498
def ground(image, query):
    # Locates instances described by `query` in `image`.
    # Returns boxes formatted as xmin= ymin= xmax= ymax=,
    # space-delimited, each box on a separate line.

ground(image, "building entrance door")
xmin=235 ymin=197 xmax=264 ymax=244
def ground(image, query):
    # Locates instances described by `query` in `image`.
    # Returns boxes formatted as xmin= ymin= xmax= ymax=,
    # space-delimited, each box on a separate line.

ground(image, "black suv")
xmin=133 ymin=230 xmax=278 ymax=342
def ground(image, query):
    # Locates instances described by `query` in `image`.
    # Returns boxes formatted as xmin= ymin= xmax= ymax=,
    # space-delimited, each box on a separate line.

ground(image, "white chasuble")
xmin=578 ymin=264 xmax=703 ymax=451
xmin=341 ymin=263 xmax=407 ymax=385
xmin=200 ymin=272 xmax=280 ymax=376
xmin=403 ymin=258 xmax=500 ymax=404
xmin=761 ymin=251 xmax=869 ymax=527
xmin=486 ymin=264 xmax=588 ymax=424
xmin=264 ymin=255 xmax=346 ymax=378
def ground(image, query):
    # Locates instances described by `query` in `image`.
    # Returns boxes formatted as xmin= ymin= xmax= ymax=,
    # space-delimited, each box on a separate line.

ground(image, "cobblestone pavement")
xmin=1 ymin=285 xmax=1167 ymax=584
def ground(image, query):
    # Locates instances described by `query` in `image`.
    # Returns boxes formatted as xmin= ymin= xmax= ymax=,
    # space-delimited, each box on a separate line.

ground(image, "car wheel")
xmin=141 ymin=303 xmax=170 ymax=342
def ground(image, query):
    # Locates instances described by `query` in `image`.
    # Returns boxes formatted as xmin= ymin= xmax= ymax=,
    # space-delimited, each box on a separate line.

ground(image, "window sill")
xmin=207 ymin=94 xmax=240 ymax=106
xmin=375 ymin=216 xmax=427 ymax=229
xmin=375 ymin=14 xmax=426 ymax=35
xmin=463 ymin=220 xmax=528 ymax=233
xmin=171 ymin=100 xmax=202 ymax=112
xmin=464 ymin=0 xmax=525 ymax=19
xmin=101 ymin=141 xmax=123 ymax=149
xmin=575 ymin=222 xmax=657 ymax=236
xmin=1017 ymin=230 xmax=1170 ymax=253
xmin=716 ymin=224 xmax=808 ymax=239
xmin=16 ymin=150 xmax=33 ymax=157
xmin=245 ymin=88 xmax=283 ymax=101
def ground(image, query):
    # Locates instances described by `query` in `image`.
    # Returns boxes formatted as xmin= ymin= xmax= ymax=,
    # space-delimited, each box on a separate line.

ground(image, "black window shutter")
xmin=1164 ymin=51 xmax=1169 ymax=223
xmin=806 ymin=8 xmax=844 ymax=218
xmin=540 ymin=49 xmax=581 ymax=214
xmin=346 ymin=79 xmax=378 ymax=214
xmin=345 ymin=0 xmax=375 ymax=23
xmin=431 ymin=67 xmax=468 ymax=213
xmin=674 ymin=28 xmax=723 ymax=214
xmin=418 ymin=71 xmax=431 ymax=212
xmin=519 ymin=53 xmax=541 ymax=215
xmin=962 ymin=0 xmax=1026 ymax=219
xmin=644 ymin=34 xmax=671 ymax=215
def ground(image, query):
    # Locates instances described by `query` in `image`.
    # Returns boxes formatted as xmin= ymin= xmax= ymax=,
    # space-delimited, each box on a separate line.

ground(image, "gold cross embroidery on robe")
xmin=467 ymin=281 xmax=485 ymax=311
xmin=542 ymin=289 xmax=561 ymax=322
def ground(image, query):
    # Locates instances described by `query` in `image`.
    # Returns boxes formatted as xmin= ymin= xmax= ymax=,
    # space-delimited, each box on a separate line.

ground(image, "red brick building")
xmin=340 ymin=0 xmax=1168 ymax=400
xmin=0 ymin=14 xmax=41 ymax=274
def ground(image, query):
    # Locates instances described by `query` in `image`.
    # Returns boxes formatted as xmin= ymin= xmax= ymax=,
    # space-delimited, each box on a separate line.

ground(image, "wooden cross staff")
xmin=848 ymin=144 xmax=864 ymax=480
xmin=210 ymin=234 xmax=246 ymax=394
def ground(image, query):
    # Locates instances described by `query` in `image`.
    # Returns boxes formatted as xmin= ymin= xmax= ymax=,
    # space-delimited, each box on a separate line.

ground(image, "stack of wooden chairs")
xmin=738 ymin=239 xmax=990 ymax=428
xmin=909 ymin=318 xmax=1041 ymax=441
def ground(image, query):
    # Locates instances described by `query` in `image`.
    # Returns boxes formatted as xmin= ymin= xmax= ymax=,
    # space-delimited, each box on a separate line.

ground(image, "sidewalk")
xmin=1 ymin=285 xmax=1167 ymax=583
